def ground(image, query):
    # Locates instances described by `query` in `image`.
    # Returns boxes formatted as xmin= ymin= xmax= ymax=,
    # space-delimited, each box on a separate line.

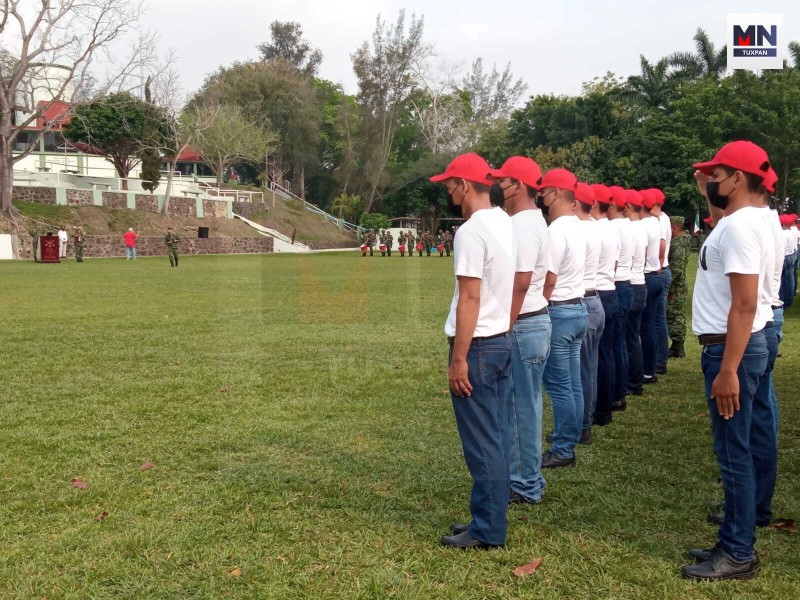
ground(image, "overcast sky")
xmin=141 ymin=0 xmax=800 ymax=100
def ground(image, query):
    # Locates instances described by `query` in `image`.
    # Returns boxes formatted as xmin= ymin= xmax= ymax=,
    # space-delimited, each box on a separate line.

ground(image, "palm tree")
xmin=669 ymin=27 xmax=727 ymax=79
xmin=614 ymin=55 xmax=685 ymax=109
xmin=789 ymin=41 xmax=800 ymax=69
xmin=331 ymin=193 xmax=363 ymax=222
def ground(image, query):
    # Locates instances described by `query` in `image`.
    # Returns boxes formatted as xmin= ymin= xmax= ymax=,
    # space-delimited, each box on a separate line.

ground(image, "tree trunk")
xmin=161 ymin=145 xmax=186 ymax=214
xmin=215 ymin=163 xmax=223 ymax=188
xmin=0 ymin=143 xmax=13 ymax=215
xmin=300 ymin=162 xmax=305 ymax=200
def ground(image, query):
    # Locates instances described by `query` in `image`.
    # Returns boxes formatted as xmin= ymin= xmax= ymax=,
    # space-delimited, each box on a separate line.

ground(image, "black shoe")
xmin=707 ymin=512 xmax=724 ymax=526
xmin=688 ymin=545 xmax=720 ymax=562
xmin=579 ymin=429 xmax=593 ymax=445
xmin=681 ymin=548 xmax=760 ymax=581
xmin=545 ymin=432 xmax=554 ymax=443
xmin=626 ymin=388 xmax=643 ymax=396
xmin=611 ymin=400 xmax=627 ymax=412
xmin=643 ymin=376 xmax=658 ymax=385
xmin=449 ymin=523 xmax=469 ymax=535
xmin=440 ymin=530 xmax=501 ymax=549
xmin=593 ymin=415 xmax=612 ymax=426
xmin=509 ymin=491 xmax=537 ymax=505
xmin=541 ymin=450 xmax=576 ymax=469
xmin=656 ymin=364 xmax=668 ymax=375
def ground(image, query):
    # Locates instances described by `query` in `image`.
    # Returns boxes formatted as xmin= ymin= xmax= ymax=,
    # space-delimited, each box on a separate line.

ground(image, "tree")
xmin=63 ymin=92 xmax=160 ymax=189
xmin=669 ymin=28 xmax=727 ymax=80
xmin=189 ymin=103 xmax=277 ymax=188
xmin=257 ymin=21 xmax=322 ymax=76
xmin=352 ymin=10 xmax=427 ymax=212
xmin=788 ymin=41 xmax=800 ymax=69
xmin=359 ymin=212 xmax=390 ymax=230
xmin=0 ymin=0 xmax=157 ymax=214
xmin=615 ymin=55 xmax=686 ymax=110
xmin=140 ymin=76 xmax=161 ymax=192
xmin=330 ymin=193 xmax=363 ymax=222
xmin=409 ymin=59 xmax=469 ymax=155
xmin=462 ymin=58 xmax=527 ymax=144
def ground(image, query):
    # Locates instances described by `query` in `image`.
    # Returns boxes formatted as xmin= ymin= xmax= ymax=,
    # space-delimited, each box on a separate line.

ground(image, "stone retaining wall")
xmin=135 ymin=194 xmax=158 ymax=212
xmin=165 ymin=197 xmax=195 ymax=217
xmin=102 ymin=192 xmax=127 ymax=210
xmin=13 ymin=186 xmax=56 ymax=203
xmin=67 ymin=189 xmax=93 ymax=206
xmin=16 ymin=235 xmax=273 ymax=259
xmin=203 ymin=200 xmax=228 ymax=218
xmin=231 ymin=201 xmax=262 ymax=220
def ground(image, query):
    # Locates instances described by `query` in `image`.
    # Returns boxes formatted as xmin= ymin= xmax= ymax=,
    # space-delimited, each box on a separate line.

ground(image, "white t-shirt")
xmin=512 ymin=209 xmax=549 ymax=314
xmin=659 ymin=212 xmax=672 ymax=268
xmin=642 ymin=215 xmax=662 ymax=274
xmin=58 ymin=230 xmax=68 ymax=242
xmin=547 ymin=215 xmax=586 ymax=301
xmin=784 ymin=229 xmax=796 ymax=256
xmin=595 ymin=217 xmax=620 ymax=291
xmin=613 ymin=218 xmax=634 ymax=283
xmin=791 ymin=225 xmax=799 ymax=248
xmin=692 ymin=206 xmax=771 ymax=335
xmin=630 ymin=220 xmax=648 ymax=285
xmin=763 ymin=208 xmax=784 ymax=308
xmin=445 ymin=207 xmax=515 ymax=338
xmin=579 ymin=218 xmax=601 ymax=291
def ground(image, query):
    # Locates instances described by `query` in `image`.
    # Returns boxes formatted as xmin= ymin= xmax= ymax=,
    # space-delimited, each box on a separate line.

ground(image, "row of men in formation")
xmin=429 ymin=141 xmax=786 ymax=582
xmin=360 ymin=229 xmax=453 ymax=257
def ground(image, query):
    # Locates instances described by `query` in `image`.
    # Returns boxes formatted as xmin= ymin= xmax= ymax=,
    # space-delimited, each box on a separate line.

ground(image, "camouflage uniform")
xmin=422 ymin=232 xmax=432 ymax=256
xmin=444 ymin=230 xmax=453 ymax=257
xmin=165 ymin=231 xmax=180 ymax=267
xmin=667 ymin=222 xmax=691 ymax=357
xmin=73 ymin=230 xmax=85 ymax=262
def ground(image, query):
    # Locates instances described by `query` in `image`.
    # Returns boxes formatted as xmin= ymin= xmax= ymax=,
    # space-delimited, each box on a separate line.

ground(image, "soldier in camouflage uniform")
xmin=667 ymin=217 xmax=691 ymax=358
xmin=73 ymin=228 xmax=85 ymax=263
xmin=422 ymin=230 xmax=432 ymax=256
xmin=385 ymin=231 xmax=393 ymax=257
xmin=165 ymin=227 xmax=180 ymax=267
xmin=407 ymin=230 xmax=414 ymax=258
xmin=444 ymin=229 xmax=453 ymax=257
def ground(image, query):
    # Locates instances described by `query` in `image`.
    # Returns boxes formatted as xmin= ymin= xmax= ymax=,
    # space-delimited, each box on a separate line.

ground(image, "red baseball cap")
xmin=429 ymin=153 xmax=492 ymax=185
xmin=488 ymin=156 xmax=543 ymax=190
xmin=779 ymin=214 xmax=793 ymax=226
xmin=693 ymin=141 xmax=771 ymax=178
xmin=703 ymin=216 xmax=713 ymax=224
xmin=640 ymin=189 xmax=658 ymax=209
xmin=764 ymin=168 xmax=778 ymax=193
xmin=575 ymin=183 xmax=595 ymax=206
xmin=650 ymin=188 xmax=666 ymax=205
xmin=609 ymin=185 xmax=626 ymax=208
xmin=625 ymin=189 xmax=643 ymax=207
xmin=591 ymin=183 xmax=613 ymax=205
xmin=539 ymin=168 xmax=578 ymax=192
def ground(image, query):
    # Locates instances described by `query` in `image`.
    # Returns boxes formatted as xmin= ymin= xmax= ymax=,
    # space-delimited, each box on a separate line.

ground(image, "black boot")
xmin=669 ymin=340 xmax=685 ymax=358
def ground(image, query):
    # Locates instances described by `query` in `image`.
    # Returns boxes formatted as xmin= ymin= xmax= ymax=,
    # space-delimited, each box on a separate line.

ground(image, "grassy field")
xmin=0 ymin=252 xmax=797 ymax=599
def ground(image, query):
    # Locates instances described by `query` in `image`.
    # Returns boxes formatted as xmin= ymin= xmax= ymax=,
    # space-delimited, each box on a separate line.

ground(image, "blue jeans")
xmin=594 ymin=290 xmax=619 ymax=425
xmin=449 ymin=334 xmax=512 ymax=546
xmin=753 ymin=325 xmax=779 ymax=527
xmin=701 ymin=331 xmax=769 ymax=561
xmin=793 ymin=251 xmax=799 ymax=298
xmin=580 ymin=295 xmax=605 ymax=433
xmin=125 ymin=247 xmax=137 ymax=260
xmin=543 ymin=302 xmax=588 ymax=459
xmin=768 ymin=307 xmax=784 ymax=436
xmin=508 ymin=314 xmax=551 ymax=502
xmin=640 ymin=273 xmax=663 ymax=378
xmin=612 ymin=282 xmax=633 ymax=404
xmin=780 ymin=253 xmax=796 ymax=308
xmin=656 ymin=268 xmax=672 ymax=368
xmin=627 ymin=284 xmax=646 ymax=392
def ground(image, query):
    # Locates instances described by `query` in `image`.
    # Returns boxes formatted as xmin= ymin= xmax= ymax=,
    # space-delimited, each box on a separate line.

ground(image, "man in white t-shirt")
xmin=488 ymin=156 xmax=550 ymax=505
xmin=624 ymin=189 xmax=648 ymax=400
xmin=600 ymin=186 xmax=634 ymax=420
xmin=573 ymin=183 xmax=604 ymax=446
xmin=650 ymin=189 xmax=673 ymax=372
xmin=779 ymin=214 xmax=796 ymax=308
xmin=589 ymin=184 xmax=620 ymax=428
xmin=57 ymin=226 xmax=68 ymax=258
xmin=639 ymin=190 xmax=664 ymax=385
xmin=790 ymin=215 xmax=799 ymax=299
xmin=682 ymin=141 xmax=773 ymax=581
xmin=538 ymin=168 xmax=588 ymax=468
xmin=430 ymin=153 xmax=515 ymax=550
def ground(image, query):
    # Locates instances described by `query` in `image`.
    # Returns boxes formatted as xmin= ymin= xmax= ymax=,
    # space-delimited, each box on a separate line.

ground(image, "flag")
xmin=693 ymin=210 xmax=700 ymax=233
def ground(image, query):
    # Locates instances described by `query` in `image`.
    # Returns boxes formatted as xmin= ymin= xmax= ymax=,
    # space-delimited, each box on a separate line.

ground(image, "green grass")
xmin=0 ymin=254 xmax=797 ymax=599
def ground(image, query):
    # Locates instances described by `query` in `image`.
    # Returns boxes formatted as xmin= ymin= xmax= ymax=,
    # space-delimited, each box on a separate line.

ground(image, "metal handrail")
xmin=269 ymin=182 xmax=359 ymax=233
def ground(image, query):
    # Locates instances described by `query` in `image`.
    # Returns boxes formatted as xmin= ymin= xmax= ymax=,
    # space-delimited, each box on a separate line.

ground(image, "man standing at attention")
xmin=489 ymin=156 xmax=550 ymax=505
xmin=123 ymin=228 xmax=138 ymax=260
xmin=165 ymin=227 xmax=180 ymax=267
xmin=667 ymin=217 xmax=691 ymax=358
xmin=625 ymin=190 xmax=648 ymax=399
xmin=58 ymin=225 xmax=68 ymax=259
xmin=639 ymin=189 xmax=664 ymax=385
xmin=430 ymin=153 xmax=514 ymax=550
xmin=73 ymin=228 xmax=85 ymax=263
xmin=682 ymin=141 xmax=773 ymax=580
xmin=539 ymin=169 xmax=588 ymax=468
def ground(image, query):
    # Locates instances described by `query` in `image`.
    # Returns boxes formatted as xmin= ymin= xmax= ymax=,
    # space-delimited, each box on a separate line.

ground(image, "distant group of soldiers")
xmin=360 ymin=229 xmax=454 ymax=258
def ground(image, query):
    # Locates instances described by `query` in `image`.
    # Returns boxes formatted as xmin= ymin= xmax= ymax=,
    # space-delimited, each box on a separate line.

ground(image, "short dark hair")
xmin=469 ymin=181 xmax=490 ymax=195
xmin=629 ymin=204 xmax=642 ymax=213
xmin=526 ymin=185 xmax=538 ymax=200
xmin=721 ymin=166 xmax=764 ymax=194
xmin=595 ymin=202 xmax=609 ymax=214
xmin=561 ymin=190 xmax=575 ymax=202
xmin=577 ymin=201 xmax=591 ymax=214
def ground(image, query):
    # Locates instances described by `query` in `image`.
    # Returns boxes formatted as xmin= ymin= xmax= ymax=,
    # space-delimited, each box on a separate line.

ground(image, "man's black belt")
xmin=645 ymin=271 xmax=660 ymax=276
xmin=766 ymin=321 xmax=774 ymax=329
xmin=549 ymin=297 xmax=582 ymax=306
xmin=772 ymin=305 xmax=783 ymax=310
xmin=615 ymin=280 xmax=631 ymax=285
xmin=517 ymin=307 xmax=548 ymax=320
xmin=447 ymin=331 xmax=508 ymax=346
xmin=698 ymin=333 xmax=727 ymax=346
xmin=584 ymin=290 xmax=598 ymax=298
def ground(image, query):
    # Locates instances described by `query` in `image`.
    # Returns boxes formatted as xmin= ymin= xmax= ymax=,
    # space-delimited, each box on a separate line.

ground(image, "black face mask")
xmin=489 ymin=182 xmax=506 ymax=208
xmin=447 ymin=184 xmax=464 ymax=218
xmin=536 ymin=191 xmax=553 ymax=218
xmin=706 ymin=174 xmax=734 ymax=210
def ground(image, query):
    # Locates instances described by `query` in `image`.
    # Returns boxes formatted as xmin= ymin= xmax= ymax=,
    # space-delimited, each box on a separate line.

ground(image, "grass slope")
xmin=0 ymin=254 xmax=797 ymax=599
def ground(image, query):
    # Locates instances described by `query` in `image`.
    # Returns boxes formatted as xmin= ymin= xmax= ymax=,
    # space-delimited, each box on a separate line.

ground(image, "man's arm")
xmin=543 ymin=272 xmax=557 ymax=301
xmin=510 ymin=271 xmax=533 ymax=328
xmin=659 ymin=239 xmax=666 ymax=268
xmin=449 ymin=276 xmax=481 ymax=398
xmin=711 ymin=273 xmax=759 ymax=419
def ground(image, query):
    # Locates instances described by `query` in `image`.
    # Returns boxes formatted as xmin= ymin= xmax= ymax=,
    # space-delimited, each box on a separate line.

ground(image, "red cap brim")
xmin=429 ymin=173 xmax=450 ymax=183
xmin=693 ymin=161 xmax=717 ymax=175
xmin=488 ymin=169 xmax=506 ymax=179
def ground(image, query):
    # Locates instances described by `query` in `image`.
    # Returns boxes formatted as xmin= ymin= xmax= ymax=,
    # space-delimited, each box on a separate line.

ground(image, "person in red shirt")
xmin=122 ymin=228 xmax=138 ymax=260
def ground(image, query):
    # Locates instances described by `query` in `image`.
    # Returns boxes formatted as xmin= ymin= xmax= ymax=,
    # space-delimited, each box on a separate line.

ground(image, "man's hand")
xmin=694 ymin=170 xmax=709 ymax=198
xmin=711 ymin=369 xmax=740 ymax=419
xmin=449 ymin=358 xmax=472 ymax=397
